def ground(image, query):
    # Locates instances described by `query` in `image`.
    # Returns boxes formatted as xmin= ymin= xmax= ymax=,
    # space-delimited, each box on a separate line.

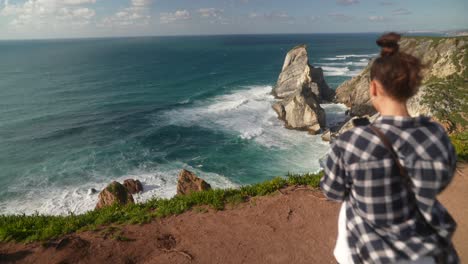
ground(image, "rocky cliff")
xmin=272 ymin=45 xmax=334 ymax=134
xmin=273 ymin=45 xmax=334 ymax=102
xmin=335 ymin=36 xmax=468 ymax=132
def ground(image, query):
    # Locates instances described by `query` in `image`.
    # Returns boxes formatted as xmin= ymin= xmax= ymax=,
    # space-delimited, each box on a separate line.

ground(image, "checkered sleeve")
xmin=320 ymin=140 xmax=347 ymax=201
xmin=422 ymin=123 xmax=458 ymax=194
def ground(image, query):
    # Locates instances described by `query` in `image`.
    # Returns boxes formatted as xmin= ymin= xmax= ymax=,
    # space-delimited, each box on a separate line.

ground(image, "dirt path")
xmin=0 ymin=164 xmax=466 ymax=264
xmin=439 ymin=163 xmax=468 ymax=262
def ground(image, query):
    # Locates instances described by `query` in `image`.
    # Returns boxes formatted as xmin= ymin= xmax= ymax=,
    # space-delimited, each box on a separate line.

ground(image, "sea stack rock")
xmin=273 ymin=86 xmax=326 ymax=134
xmin=272 ymin=44 xmax=331 ymax=133
xmin=177 ymin=169 xmax=212 ymax=195
xmin=95 ymin=181 xmax=134 ymax=209
xmin=273 ymin=44 xmax=334 ymax=102
xmin=123 ymin=179 xmax=144 ymax=194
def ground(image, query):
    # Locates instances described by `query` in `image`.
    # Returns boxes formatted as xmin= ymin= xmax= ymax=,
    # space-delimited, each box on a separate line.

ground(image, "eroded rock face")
xmin=334 ymin=63 xmax=376 ymax=117
xmin=273 ymin=45 xmax=334 ymax=102
xmin=310 ymin=67 xmax=335 ymax=102
xmin=123 ymin=179 xmax=143 ymax=194
xmin=272 ymin=45 xmax=332 ymax=133
xmin=95 ymin=181 xmax=134 ymax=209
xmin=273 ymin=86 xmax=326 ymax=134
xmin=177 ymin=170 xmax=212 ymax=196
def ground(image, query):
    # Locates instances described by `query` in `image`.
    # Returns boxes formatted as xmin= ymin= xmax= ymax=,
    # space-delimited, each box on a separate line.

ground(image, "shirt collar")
xmin=373 ymin=115 xmax=431 ymax=128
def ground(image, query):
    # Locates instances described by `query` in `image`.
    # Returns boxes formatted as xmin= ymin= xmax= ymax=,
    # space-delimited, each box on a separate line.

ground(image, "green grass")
xmin=451 ymin=132 xmax=468 ymax=161
xmin=0 ymin=171 xmax=324 ymax=243
xmin=421 ymin=75 xmax=468 ymax=131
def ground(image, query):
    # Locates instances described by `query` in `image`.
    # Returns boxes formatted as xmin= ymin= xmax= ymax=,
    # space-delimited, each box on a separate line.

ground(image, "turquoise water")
xmin=0 ymin=34 xmax=378 ymax=215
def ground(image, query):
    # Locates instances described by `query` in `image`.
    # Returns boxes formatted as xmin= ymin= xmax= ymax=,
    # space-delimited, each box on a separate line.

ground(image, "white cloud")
xmin=1 ymin=0 xmax=97 ymax=27
xmin=99 ymin=0 xmax=152 ymax=27
xmin=368 ymin=16 xmax=389 ymax=22
xmin=392 ymin=8 xmax=411 ymax=15
xmin=63 ymin=0 xmax=96 ymax=5
xmin=328 ymin=12 xmax=353 ymax=22
xmin=197 ymin=8 xmax=223 ymax=18
xmin=306 ymin=15 xmax=319 ymax=22
xmin=336 ymin=0 xmax=359 ymax=6
xmin=248 ymin=11 xmax=292 ymax=23
xmin=379 ymin=1 xmax=394 ymax=6
xmin=131 ymin=0 xmax=152 ymax=7
xmin=160 ymin=10 xmax=191 ymax=24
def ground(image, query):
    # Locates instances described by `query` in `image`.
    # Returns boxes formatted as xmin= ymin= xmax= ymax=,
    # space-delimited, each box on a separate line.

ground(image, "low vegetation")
xmin=422 ymin=75 xmax=468 ymax=130
xmin=420 ymin=36 xmax=467 ymax=133
xmin=0 ymin=172 xmax=323 ymax=243
xmin=451 ymin=132 xmax=468 ymax=161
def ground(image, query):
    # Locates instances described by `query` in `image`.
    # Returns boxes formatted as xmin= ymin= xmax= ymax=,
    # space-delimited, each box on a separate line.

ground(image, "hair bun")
xmin=376 ymin=32 xmax=401 ymax=57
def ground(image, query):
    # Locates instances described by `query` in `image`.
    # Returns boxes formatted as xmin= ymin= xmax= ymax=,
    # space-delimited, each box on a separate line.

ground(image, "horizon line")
xmin=0 ymin=30 xmax=458 ymax=42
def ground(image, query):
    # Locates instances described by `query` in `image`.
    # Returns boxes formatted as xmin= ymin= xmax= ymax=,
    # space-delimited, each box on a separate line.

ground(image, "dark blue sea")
xmin=0 ymin=34 xmax=379 ymax=215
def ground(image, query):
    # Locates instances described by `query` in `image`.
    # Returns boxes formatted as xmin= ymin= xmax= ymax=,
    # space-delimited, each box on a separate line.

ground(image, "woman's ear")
xmin=369 ymin=80 xmax=378 ymax=98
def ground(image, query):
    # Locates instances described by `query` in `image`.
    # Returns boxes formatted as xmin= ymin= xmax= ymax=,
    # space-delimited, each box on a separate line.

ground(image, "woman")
xmin=320 ymin=33 xmax=459 ymax=264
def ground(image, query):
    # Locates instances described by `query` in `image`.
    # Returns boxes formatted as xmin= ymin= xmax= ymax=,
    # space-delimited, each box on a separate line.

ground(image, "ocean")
xmin=0 ymin=34 xmax=379 ymax=215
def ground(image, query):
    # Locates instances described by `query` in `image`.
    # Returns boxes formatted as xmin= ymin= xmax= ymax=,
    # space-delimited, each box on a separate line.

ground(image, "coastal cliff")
xmin=272 ymin=45 xmax=334 ymax=134
xmin=335 ymin=36 xmax=468 ymax=132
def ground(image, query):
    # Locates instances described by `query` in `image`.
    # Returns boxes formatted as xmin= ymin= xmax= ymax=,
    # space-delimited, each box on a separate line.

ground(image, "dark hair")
xmin=370 ymin=32 xmax=423 ymax=101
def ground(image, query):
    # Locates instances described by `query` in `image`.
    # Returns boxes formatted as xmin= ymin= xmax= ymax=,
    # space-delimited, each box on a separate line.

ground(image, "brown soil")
xmin=439 ymin=163 xmax=468 ymax=262
xmin=1 ymin=164 xmax=466 ymax=264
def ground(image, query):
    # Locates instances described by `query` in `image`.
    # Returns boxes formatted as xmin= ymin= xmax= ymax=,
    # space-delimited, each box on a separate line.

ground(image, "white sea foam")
xmin=323 ymin=57 xmax=346 ymax=61
xmin=322 ymin=66 xmax=350 ymax=75
xmin=322 ymin=65 xmax=366 ymax=77
xmin=322 ymin=53 xmax=377 ymax=61
xmin=158 ymin=85 xmax=347 ymax=173
xmin=319 ymin=53 xmax=374 ymax=77
xmin=178 ymin=98 xmax=191 ymax=104
xmin=336 ymin=53 xmax=378 ymax=59
xmin=0 ymin=86 xmax=348 ymax=216
xmin=159 ymin=85 xmax=347 ymax=148
xmin=321 ymin=103 xmax=348 ymax=127
xmin=317 ymin=61 xmax=369 ymax=67
xmin=0 ymin=164 xmax=238 ymax=216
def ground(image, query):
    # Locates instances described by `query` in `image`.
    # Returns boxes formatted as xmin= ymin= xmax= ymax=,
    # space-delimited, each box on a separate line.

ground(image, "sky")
xmin=0 ymin=0 xmax=467 ymax=39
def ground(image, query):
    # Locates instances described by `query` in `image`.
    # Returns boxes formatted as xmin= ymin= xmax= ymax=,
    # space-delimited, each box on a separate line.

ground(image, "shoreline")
xmin=0 ymin=91 xmax=349 ymax=216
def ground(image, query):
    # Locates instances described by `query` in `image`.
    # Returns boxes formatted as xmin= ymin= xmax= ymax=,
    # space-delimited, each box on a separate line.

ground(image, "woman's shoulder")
xmin=335 ymin=116 xmax=453 ymax=163
xmin=336 ymin=123 xmax=372 ymax=143
xmin=333 ymin=125 xmax=376 ymax=156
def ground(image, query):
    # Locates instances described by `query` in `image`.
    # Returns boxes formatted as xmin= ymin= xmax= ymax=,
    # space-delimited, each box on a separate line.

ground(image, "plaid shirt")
xmin=320 ymin=116 xmax=459 ymax=264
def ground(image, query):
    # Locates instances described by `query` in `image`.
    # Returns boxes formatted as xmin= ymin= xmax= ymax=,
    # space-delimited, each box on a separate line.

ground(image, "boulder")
xmin=95 ymin=181 xmax=134 ymax=209
xmin=273 ymin=45 xmax=334 ymax=102
xmin=321 ymin=130 xmax=333 ymax=142
xmin=273 ymin=86 xmax=326 ymax=133
xmin=123 ymin=179 xmax=143 ymax=194
xmin=177 ymin=170 xmax=212 ymax=195
xmin=87 ymin=188 xmax=98 ymax=195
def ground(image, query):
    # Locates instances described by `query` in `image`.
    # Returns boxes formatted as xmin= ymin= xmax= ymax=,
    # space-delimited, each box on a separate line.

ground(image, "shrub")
xmin=450 ymin=132 xmax=468 ymax=161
